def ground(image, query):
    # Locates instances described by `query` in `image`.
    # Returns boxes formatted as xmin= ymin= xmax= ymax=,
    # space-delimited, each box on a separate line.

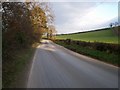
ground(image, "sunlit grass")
xmin=56 ymin=28 xmax=118 ymax=44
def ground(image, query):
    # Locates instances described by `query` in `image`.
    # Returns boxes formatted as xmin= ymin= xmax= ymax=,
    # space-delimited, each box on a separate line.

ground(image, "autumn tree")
xmin=28 ymin=2 xmax=47 ymax=42
xmin=2 ymin=2 xmax=35 ymax=47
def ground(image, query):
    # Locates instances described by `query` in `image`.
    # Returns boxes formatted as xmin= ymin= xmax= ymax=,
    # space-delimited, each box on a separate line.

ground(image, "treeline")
xmin=57 ymin=27 xmax=110 ymax=36
xmin=2 ymin=2 xmax=55 ymax=63
xmin=57 ymin=26 xmax=120 ymax=36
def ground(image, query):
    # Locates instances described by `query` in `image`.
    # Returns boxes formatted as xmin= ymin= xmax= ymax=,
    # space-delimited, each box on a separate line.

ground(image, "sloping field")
xmin=56 ymin=28 xmax=118 ymax=44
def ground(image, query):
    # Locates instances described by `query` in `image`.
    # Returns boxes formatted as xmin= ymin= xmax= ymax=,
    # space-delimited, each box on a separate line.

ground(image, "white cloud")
xmin=53 ymin=2 xmax=118 ymax=34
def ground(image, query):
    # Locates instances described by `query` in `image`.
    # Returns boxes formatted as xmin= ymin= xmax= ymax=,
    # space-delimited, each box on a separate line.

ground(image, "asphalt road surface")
xmin=27 ymin=40 xmax=118 ymax=88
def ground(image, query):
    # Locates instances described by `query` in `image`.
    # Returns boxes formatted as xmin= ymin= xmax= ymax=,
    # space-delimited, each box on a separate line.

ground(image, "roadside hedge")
xmin=56 ymin=39 xmax=119 ymax=54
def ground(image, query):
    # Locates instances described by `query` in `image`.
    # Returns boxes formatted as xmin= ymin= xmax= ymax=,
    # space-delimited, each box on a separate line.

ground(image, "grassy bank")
xmin=55 ymin=41 xmax=118 ymax=66
xmin=3 ymin=43 xmax=39 ymax=88
xmin=56 ymin=28 xmax=118 ymax=44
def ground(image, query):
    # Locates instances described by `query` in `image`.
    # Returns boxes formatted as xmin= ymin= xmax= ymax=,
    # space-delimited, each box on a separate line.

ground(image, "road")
xmin=27 ymin=40 xmax=118 ymax=88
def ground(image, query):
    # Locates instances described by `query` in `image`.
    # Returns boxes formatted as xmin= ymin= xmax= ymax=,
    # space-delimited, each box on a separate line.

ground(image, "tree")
xmin=47 ymin=25 xmax=57 ymax=40
xmin=114 ymin=22 xmax=119 ymax=27
xmin=109 ymin=23 xmax=114 ymax=28
xmin=2 ymin=2 xmax=35 ymax=46
xmin=42 ymin=2 xmax=56 ymax=39
xmin=27 ymin=2 xmax=49 ymax=41
xmin=109 ymin=22 xmax=120 ymax=36
xmin=2 ymin=2 xmax=34 ymax=64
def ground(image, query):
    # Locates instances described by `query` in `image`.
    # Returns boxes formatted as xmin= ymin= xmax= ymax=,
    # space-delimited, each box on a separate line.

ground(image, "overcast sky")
xmin=2 ymin=0 xmax=119 ymax=34
xmin=52 ymin=2 xmax=118 ymax=34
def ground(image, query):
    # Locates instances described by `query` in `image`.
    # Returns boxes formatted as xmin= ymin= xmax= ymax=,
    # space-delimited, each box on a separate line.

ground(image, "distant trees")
xmin=47 ymin=25 xmax=57 ymax=40
xmin=109 ymin=22 xmax=119 ymax=28
xmin=114 ymin=22 xmax=119 ymax=27
xmin=109 ymin=22 xmax=120 ymax=36
xmin=44 ymin=2 xmax=57 ymax=40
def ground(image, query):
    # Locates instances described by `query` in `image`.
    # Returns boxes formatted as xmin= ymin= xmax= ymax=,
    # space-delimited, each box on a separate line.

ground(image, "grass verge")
xmin=55 ymin=41 xmax=118 ymax=67
xmin=3 ymin=43 xmax=39 ymax=88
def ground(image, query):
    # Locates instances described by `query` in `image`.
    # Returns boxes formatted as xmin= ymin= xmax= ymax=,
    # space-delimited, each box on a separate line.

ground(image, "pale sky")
xmin=52 ymin=2 xmax=118 ymax=34
xmin=2 ymin=0 xmax=119 ymax=34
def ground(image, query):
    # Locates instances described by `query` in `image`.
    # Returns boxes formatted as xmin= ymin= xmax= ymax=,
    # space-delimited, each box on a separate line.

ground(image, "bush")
xmin=56 ymin=39 xmax=119 ymax=54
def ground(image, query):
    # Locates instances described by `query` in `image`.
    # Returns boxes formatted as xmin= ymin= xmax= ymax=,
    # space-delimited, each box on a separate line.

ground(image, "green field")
xmin=56 ymin=28 xmax=118 ymax=44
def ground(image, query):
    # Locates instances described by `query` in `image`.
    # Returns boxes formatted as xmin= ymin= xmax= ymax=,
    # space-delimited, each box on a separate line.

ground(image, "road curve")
xmin=27 ymin=40 xmax=118 ymax=88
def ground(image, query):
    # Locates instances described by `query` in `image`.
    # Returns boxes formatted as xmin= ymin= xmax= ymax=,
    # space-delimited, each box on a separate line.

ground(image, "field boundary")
xmin=54 ymin=39 xmax=119 ymax=67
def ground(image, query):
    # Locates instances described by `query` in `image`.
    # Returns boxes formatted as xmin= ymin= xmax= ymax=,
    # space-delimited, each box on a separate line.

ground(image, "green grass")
xmin=55 ymin=41 xmax=118 ymax=66
xmin=3 ymin=44 xmax=38 ymax=88
xmin=56 ymin=28 xmax=118 ymax=44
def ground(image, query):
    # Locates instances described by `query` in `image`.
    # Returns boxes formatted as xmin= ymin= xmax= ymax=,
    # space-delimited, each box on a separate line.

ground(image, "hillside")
xmin=56 ymin=28 xmax=118 ymax=44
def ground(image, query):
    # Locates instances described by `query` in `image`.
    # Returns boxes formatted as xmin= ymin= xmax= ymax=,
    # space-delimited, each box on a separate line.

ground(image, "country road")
xmin=27 ymin=40 xmax=118 ymax=88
